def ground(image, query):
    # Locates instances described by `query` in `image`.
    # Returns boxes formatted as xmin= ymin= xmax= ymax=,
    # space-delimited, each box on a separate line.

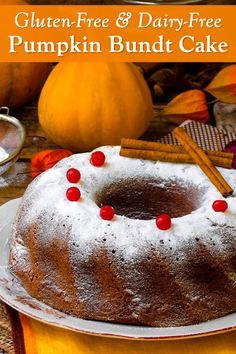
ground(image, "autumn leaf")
xmin=31 ymin=149 xmax=72 ymax=179
xmin=205 ymin=65 xmax=236 ymax=103
xmin=31 ymin=150 xmax=53 ymax=178
xmin=161 ymin=89 xmax=209 ymax=124
xmin=42 ymin=149 xmax=73 ymax=169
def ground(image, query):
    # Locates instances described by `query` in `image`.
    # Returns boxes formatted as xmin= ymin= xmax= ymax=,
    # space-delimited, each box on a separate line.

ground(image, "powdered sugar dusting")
xmin=0 ymin=146 xmax=8 ymax=161
xmin=10 ymin=145 xmax=236 ymax=263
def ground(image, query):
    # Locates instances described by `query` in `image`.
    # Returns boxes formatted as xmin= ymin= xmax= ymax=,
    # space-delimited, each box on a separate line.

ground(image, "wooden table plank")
xmin=0 ymin=162 xmax=31 ymax=205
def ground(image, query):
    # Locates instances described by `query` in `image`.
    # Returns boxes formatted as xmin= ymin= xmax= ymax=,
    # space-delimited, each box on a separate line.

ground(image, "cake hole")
xmin=112 ymin=250 xmax=116 ymax=254
xmin=95 ymin=178 xmax=205 ymax=220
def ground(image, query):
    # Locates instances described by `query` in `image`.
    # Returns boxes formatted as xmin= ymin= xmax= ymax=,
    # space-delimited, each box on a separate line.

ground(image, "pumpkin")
xmin=0 ymin=62 xmax=52 ymax=108
xmin=0 ymin=0 xmax=28 ymax=3
xmin=38 ymin=62 xmax=153 ymax=152
xmin=0 ymin=0 xmax=52 ymax=108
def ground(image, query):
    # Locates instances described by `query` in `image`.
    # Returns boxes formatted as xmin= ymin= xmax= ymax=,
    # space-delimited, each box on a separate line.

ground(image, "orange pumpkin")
xmin=0 ymin=0 xmax=52 ymax=108
xmin=0 ymin=0 xmax=28 ymax=3
xmin=0 ymin=62 xmax=52 ymax=109
xmin=38 ymin=62 xmax=153 ymax=152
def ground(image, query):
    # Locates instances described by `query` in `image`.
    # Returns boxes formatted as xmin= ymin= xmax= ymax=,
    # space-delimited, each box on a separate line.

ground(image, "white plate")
xmin=1 ymin=198 xmax=236 ymax=340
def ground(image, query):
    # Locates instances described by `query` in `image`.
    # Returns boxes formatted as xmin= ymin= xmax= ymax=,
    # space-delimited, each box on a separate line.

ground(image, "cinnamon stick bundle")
xmin=120 ymin=148 xmax=232 ymax=169
xmin=120 ymin=138 xmax=234 ymax=169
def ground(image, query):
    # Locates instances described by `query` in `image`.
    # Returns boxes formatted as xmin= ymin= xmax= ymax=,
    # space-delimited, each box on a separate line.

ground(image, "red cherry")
xmin=100 ymin=205 xmax=115 ymax=221
xmin=66 ymin=168 xmax=81 ymax=183
xmin=156 ymin=214 xmax=172 ymax=230
xmin=90 ymin=151 xmax=106 ymax=167
xmin=66 ymin=187 xmax=81 ymax=201
xmin=212 ymin=200 xmax=228 ymax=212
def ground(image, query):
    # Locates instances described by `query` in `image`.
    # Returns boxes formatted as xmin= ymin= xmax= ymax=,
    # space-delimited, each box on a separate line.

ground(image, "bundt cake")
xmin=9 ymin=146 xmax=236 ymax=327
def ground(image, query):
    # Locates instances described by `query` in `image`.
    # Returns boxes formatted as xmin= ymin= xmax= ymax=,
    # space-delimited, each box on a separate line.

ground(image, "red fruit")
xmin=212 ymin=200 xmax=228 ymax=212
xmin=156 ymin=214 xmax=172 ymax=230
xmin=66 ymin=168 xmax=81 ymax=183
xmin=66 ymin=187 xmax=81 ymax=202
xmin=90 ymin=151 xmax=106 ymax=167
xmin=100 ymin=205 xmax=115 ymax=221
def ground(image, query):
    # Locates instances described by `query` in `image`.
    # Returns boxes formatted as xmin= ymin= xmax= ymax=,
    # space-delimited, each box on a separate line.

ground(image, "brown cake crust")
xmin=9 ymin=146 xmax=236 ymax=327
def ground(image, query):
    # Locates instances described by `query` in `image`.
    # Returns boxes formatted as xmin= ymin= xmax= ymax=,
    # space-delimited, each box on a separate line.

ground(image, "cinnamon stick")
xmin=121 ymin=138 xmax=234 ymax=161
xmin=173 ymin=127 xmax=233 ymax=197
xmin=120 ymin=148 xmax=232 ymax=169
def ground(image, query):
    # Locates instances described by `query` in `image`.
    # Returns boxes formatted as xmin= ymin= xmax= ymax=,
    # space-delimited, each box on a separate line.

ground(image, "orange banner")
xmin=0 ymin=5 xmax=235 ymax=62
